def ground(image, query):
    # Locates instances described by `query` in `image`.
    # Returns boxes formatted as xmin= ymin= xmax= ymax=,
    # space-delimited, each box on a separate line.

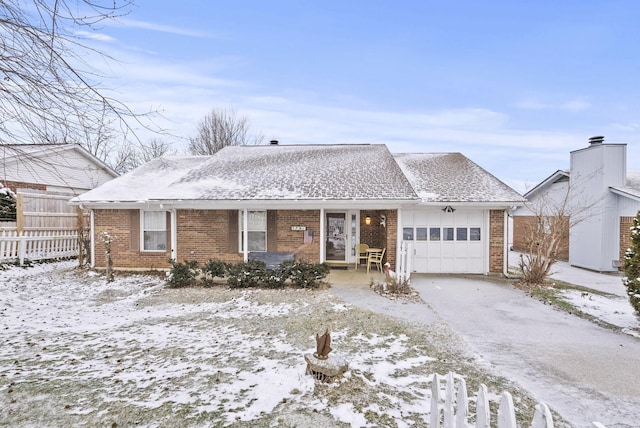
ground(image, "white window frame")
xmin=141 ymin=210 xmax=167 ymax=252
xmin=239 ymin=210 xmax=267 ymax=252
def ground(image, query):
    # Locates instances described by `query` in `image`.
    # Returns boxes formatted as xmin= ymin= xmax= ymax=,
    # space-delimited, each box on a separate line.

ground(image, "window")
xmin=429 ymin=227 xmax=440 ymax=241
xmin=443 ymin=227 xmax=454 ymax=241
xmin=456 ymin=227 xmax=468 ymax=241
xmin=403 ymin=227 xmax=414 ymax=240
xmin=142 ymin=211 xmax=166 ymax=251
xmin=416 ymin=227 xmax=428 ymax=241
xmin=470 ymin=227 xmax=481 ymax=241
xmin=240 ymin=210 xmax=267 ymax=252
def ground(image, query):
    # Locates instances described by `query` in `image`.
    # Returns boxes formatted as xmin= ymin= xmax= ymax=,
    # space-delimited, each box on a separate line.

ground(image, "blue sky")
xmin=90 ymin=1 xmax=640 ymax=192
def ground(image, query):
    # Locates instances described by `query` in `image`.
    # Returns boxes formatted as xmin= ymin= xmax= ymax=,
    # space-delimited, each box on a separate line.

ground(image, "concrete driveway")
xmin=331 ymin=272 xmax=640 ymax=428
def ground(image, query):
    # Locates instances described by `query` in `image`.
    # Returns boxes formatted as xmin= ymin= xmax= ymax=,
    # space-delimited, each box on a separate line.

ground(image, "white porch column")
xmin=170 ymin=208 xmax=178 ymax=262
xmin=395 ymin=209 xmax=402 ymax=273
xmin=242 ymin=208 xmax=249 ymax=262
xmin=90 ymin=209 xmax=95 ymax=268
xmin=319 ymin=208 xmax=325 ymax=263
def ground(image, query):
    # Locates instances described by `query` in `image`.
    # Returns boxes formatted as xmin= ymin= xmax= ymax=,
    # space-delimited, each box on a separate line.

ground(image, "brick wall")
xmin=513 ymin=215 xmax=569 ymax=261
xmin=275 ymin=210 xmax=321 ymax=262
xmin=620 ymin=216 xmax=634 ymax=270
xmin=359 ymin=210 xmax=396 ymax=265
xmin=489 ymin=210 xmax=505 ymax=273
xmin=3 ymin=181 xmax=46 ymax=193
xmin=94 ymin=209 xmax=171 ymax=270
xmin=95 ymin=208 xmax=399 ymax=270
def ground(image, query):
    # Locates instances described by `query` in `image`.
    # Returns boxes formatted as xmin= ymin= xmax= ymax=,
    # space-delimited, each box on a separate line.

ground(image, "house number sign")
xmin=291 ymin=226 xmax=306 ymax=231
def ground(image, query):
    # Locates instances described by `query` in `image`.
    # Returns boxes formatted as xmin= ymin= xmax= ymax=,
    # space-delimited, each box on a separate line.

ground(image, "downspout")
xmin=503 ymin=210 xmax=509 ymax=277
xmin=395 ymin=209 xmax=402 ymax=274
xmin=90 ymin=209 xmax=95 ymax=268
xmin=170 ymin=208 xmax=177 ymax=262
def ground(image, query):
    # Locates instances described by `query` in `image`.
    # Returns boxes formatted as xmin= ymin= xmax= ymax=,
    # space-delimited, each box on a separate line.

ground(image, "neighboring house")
xmin=0 ymin=143 xmax=118 ymax=230
xmin=0 ymin=143 xmax=117 ymax=195
xmin=72 ymin=143 xmax=525 ymax=274
xmin=512 ymin=136 xmax=640 ymax=272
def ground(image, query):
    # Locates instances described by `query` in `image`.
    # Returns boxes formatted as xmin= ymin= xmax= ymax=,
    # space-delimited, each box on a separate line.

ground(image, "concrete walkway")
xmin=329 ymin=269 xmax=640 ymax=427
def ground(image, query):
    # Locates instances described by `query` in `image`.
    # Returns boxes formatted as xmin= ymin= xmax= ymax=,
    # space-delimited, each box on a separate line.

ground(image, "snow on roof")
xmin=76 ymin=145 xmax=418 ymax=203
xmin=394 ymin=153 xmax=525 ymax=203
xmin=74 ymin=156 xmax=208 ymax=203
xmin=611 ymin=170 xmax=640 ymax=200
xmin=75 ymin=145 xmax=525 ymax=205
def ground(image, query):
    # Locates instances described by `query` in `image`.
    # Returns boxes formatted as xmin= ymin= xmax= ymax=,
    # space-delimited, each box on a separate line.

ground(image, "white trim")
xmin=319 ymin=208 xmax=325 ymax=263
xmin=242 ymin=209 xmax=248 ymax=262
xmin=503 ymin=210 xmax=508 ymax=277
xmin=170 ymin=209 xmax=177 ymax=261
xmin=484 ymin=210 xmax=490 ymax=275
xmin=396 ymin=209 xmax=402 ymax=273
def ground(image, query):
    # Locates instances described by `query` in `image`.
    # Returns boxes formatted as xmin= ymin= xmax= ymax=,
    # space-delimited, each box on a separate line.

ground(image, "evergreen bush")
xmin=226 ymin=260 xmax=267 ymax=288
xmin=167 ymin=259 xmax=199 ymax=288
xmin=201 ymin=259 xmax=229 ymax=286
xmin=287 ymin=260 xmax=329 ymax=288
xmin=623 ymin=211 xmax=640 ymax=315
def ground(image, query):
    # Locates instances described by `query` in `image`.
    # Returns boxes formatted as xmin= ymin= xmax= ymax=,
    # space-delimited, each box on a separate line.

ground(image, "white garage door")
xmin=401 ymin=209 xmax=486 ymax=274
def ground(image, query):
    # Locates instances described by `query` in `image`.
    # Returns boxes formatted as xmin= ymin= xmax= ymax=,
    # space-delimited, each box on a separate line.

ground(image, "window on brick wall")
xmin=142 ymin=211 xmax=167 ymax=251
xmin=240 ymin=210 xmax=267 ymax=252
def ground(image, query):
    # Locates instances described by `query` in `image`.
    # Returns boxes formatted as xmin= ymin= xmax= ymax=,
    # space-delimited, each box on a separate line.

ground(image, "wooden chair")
xmin=354 ymin=243 xmax=369 ymax=270
xmin=367 ymin=248 xmax=385 ymax=273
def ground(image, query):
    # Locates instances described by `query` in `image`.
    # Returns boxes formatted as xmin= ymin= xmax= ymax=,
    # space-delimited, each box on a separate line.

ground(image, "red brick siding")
xmin=94 ymin=209 xmax=171 ymax=270
xmin=359 ymin=210 xmax=396 ymax=265
xmin=489 ymin=210 xmax=505 ymax=273
xmin=620 ymin=216 xmax=634 ymax=270
xmin=3 ymin=181 xmax=46 ymax=193
xmin=176 ymin=210 xmax=242 ymax=264
xmin=513 ymin=215 xmax=569 ymax=261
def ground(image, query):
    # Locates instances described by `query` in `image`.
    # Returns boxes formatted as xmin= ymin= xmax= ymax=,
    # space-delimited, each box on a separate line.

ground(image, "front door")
xmin=326 ymin=213 xmax=347 ymax=262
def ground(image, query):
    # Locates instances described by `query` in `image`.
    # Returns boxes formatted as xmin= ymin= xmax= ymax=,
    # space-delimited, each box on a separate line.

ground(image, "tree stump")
xmin=304 ymin=353 xmax=348 ymax=382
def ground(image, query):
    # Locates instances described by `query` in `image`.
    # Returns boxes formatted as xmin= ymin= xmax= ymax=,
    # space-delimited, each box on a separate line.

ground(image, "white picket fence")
xmin=0 ymin=229 xmax=79 ymax=265
xmin=430 ymin=372 xmax=606 ymax=428
xmin=397 ymin=240 xmax=412 ymax=284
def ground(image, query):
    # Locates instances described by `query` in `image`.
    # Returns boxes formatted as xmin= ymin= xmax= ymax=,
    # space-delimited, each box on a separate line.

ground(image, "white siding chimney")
xmin=569 ymin=136 xmax=626 ymax=271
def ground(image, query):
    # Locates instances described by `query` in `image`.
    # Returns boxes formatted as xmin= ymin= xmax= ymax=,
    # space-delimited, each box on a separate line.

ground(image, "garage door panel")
xmin=402 ymin=209 xmax=486 ymax=274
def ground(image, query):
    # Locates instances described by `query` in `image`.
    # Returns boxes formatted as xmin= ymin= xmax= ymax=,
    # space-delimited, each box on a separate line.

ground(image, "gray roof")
xmin=611 ymin=170 xmax=640 ymax=200
xmin=75 ymin=144 xmax=523 ymax=206
xmin=394 ymin=153 xmax=525 ymax=203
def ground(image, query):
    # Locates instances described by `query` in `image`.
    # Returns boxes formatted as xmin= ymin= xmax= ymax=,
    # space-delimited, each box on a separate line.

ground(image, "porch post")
xmin=319 ymin=208 xmax=325 ymax=263
xmin=395 ymin=209 xmax=402 ymax=273
xmin=170 ymin=208 xmax=177 ymax=262
xmin=90 ymin=209 xmax=95 ymax=268
xmin=242 ymin=208 xmax=249 ymax=262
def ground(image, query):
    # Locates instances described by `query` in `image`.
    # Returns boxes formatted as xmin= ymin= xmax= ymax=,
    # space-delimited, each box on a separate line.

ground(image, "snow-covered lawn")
xmin=0 ymin=261 xmax=541 ymax=427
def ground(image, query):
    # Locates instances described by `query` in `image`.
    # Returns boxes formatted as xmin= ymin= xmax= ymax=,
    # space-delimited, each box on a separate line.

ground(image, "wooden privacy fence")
xmin=0 ymin=229 xmax=79 ymax=265
xmin=15 ymin=191 xmax=86 ymax=231
xmin=430 ymin=372 xmax=606 ymax=428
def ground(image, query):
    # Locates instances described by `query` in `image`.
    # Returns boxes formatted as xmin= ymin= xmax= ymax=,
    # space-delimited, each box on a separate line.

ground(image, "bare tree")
xmin=188 ymin=108 xmax=264 ymax=155
xmin=109 ymin=138 xmax=175 ymax=174
xmin=517 ymin=186 xmax=593 ymax=284
xmin=0 ymin=1 xmax=151 ymax=149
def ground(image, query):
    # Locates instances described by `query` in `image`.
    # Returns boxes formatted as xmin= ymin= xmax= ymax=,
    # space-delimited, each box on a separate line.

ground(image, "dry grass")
xmin=0 ymin=264 xmax=556 ymax=427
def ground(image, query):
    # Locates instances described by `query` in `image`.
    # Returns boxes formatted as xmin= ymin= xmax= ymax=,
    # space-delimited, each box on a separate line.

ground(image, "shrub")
xmin=201 ymin=259 xmax=229 ymax=286
xmin=624 ymin=211 xmax=640 ymax=315
xmin=286 ymin=260 xmax=329 ymax=288
xmin=167 ymin=259 xmax=199 ymax=288
xmin=226 ymin=260 xmax=267 ymax=288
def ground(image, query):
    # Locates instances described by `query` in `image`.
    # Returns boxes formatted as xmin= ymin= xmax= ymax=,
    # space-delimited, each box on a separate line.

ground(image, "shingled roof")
xmin=394 ymin=153 xmax=525 ymax=203
xmin=74 ymin=144 xmax=523 ymax=206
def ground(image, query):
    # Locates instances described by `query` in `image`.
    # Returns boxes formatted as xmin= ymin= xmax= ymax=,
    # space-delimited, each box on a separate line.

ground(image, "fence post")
xmin=531 ymin=402 xmax=554 ymax=428
xmin=18 ymin=231 xmax=25 ymax=266
xmin=497 ymin=392 xmax=517 ymax=428
xmin=476 ymin=384 xmax=490 ymax=428
xmin=16 ymin=193 xmax=24 ymax=233
xmin=444 ymin=372 xmax=455 ymax=427
xmin=455 ymin=377 xmax=468 ymax=428
xmin=431 ymin=373 xmax=441 ymax=428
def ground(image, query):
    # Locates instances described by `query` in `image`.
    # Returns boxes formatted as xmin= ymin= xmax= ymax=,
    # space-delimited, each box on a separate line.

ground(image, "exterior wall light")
xmin=365 ymin=215 xmax=371 ymax=225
